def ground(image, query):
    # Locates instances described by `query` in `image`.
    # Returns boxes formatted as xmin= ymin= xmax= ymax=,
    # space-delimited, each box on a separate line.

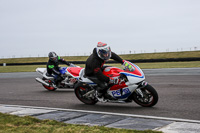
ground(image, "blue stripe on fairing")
xmin=120 ymin=72 xmax=144 ymax=78
xmin=114 ymin=92 xmax=131 ymax=99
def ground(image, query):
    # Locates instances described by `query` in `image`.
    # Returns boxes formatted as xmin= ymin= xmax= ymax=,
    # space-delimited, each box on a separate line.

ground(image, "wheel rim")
xmin=76 ymin=87 xmax=96 ymax=104
xmin=135 ymin=89 xmax=154 ymax=106
xmin=43 ymin=85 xmax=55 ymax=91
xmin=42 ymin=79 xmax=56 ymax=91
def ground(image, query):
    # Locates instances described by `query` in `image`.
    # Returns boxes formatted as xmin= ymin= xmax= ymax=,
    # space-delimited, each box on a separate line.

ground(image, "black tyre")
xmin=132 ymin=84 xmax=158 ymax=107
xmin=74 ymin=82 xmax=98 ymax=105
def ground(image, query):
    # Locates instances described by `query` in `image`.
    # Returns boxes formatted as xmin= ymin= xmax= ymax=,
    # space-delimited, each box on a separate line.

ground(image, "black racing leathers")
xmin=85 ymin=48 xmax=124 ymax=95
xmin=47 ymin=56 xmax=70 ymax=76
xmin=47 ymin=56 xmax=70 ymax=85
xmin=85 ymin=48 xmax=123 ymax=95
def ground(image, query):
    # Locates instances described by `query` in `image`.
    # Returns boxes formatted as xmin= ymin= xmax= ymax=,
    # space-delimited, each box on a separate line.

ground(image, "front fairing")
xmin=104 ymin=62 xmax=145 ymax=100
xmin=121 ymin=62 xmax=145 ymax=84
xmin=103 ymin=62 xmax=145 ymax=84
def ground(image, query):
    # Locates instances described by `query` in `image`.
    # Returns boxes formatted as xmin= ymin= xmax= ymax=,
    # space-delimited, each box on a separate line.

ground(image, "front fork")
xmin=135 ymin=81 xmax=148 ymax=98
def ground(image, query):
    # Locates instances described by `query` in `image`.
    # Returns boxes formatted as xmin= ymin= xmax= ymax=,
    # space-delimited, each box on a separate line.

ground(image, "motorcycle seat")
xmin=42 ymin=72 xmax=54 ymax=80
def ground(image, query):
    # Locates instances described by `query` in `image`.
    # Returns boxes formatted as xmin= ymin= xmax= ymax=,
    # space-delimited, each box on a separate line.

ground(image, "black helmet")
xmin=48 ymin=52 xmax=58 ymax=62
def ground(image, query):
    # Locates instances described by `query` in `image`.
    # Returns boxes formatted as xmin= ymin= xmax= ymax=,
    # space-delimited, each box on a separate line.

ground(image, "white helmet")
xmin=96 ymin=42 xmax=111 ymax=60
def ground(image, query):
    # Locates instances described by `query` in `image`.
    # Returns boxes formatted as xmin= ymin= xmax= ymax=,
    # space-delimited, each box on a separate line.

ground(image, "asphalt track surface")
xmin=0 ymin=68 xmax=200 ymax=121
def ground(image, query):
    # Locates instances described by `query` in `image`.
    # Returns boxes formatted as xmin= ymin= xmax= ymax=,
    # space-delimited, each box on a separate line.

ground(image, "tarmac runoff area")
xmin=1 ymin=104 xmax=200 ymax=133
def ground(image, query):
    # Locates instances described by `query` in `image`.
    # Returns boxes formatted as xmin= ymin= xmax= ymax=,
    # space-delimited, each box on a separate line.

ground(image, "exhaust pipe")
xmin=35 ymin=78 xmax=50 ymax=86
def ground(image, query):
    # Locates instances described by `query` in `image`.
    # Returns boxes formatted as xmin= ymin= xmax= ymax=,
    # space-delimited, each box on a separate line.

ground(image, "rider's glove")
xmin=109 ymin=77 xmax=120 ymax=85
xmin=123 ymin=60 xmax=134 ymax=71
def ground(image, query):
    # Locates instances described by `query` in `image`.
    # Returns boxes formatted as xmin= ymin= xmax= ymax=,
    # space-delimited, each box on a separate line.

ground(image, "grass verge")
xmin=0 ymin=113 xmax=161 ymax=133
xmin=0 ymin=51 xmax=200 ymax=64
xmin=0 ymin=61 xmax=200 ymax=73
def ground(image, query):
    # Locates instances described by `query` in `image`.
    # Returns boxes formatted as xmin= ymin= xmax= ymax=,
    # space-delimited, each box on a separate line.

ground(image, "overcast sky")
xmin=0 ymin=0 xmax=200 ymax=58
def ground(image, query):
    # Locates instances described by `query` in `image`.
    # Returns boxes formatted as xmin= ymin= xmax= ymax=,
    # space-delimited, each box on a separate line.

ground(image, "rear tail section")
xmin=36 ymin=68 xmax=47 ymax=75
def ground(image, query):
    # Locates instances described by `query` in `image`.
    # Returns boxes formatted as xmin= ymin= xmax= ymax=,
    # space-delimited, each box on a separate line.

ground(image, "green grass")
xmin=108 ymin=61 xmax=200 ymax=69
xmin=0 ymin=65 xmax=45 ymax=73
xmin=0 ymin=61 xmax=200 ymax=73
xmin=0 ymin=51 xmax=200 ymax=63
xmin=120 ymin=50 xmax=200 ymax=60
xmin=0 ymin=51 xmax=199 ymax=73
xmin=0 ymin=113 xmax=161 ymax=133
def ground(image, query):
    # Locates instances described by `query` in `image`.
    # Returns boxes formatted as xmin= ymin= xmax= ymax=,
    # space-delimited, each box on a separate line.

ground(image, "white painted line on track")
xmin=1 ymin=104 xmax=200 ymax=124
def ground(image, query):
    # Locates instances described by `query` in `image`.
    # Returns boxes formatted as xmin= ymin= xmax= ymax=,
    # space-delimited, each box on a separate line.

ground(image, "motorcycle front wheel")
xmin=74 ymin=83 xmax=98 ymax=105
xmin=132 ymin=84 xmax=158 ymax=107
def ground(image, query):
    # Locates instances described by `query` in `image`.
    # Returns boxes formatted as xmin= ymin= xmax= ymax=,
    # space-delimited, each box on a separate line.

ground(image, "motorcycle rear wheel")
xmin=74 ymin=83 xmax=98 ymax=105
xmin=132 ymin=84 xmax=158 ymax=107
xmin=42 ymin=78 xmax=57 ymax=91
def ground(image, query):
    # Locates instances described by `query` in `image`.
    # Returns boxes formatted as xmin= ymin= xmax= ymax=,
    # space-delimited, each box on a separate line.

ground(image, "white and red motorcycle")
xmin=35 ymin=66 xmax=84 ymax=91
xmin=74 ymin=61 xmax=158 ymax=107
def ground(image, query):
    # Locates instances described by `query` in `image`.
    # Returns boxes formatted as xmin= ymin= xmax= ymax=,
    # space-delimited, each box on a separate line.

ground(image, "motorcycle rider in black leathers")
xmin=47 ymin=52 xmax=72 ymax=87
xmin=85 ymin=42 xmax=132 ymax=101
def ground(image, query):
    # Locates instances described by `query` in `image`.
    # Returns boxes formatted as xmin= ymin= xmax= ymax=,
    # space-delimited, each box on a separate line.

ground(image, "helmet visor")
xmin=98 ymin=47 xmax=111 ymax=60
xmin=51 ymin=57 xmax=58 ymax=62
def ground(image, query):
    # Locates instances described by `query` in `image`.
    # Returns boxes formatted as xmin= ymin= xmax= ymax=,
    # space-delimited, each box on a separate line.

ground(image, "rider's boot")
xmin=50 ymin=82 xmax=57 ymax=88
xmin=96 ymin=87 xmax=107 ymax=102
xmin=52 ymin=79 xmax=61 ymax=88
xmin=95 ymin=91 xmax=107 ymax=102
